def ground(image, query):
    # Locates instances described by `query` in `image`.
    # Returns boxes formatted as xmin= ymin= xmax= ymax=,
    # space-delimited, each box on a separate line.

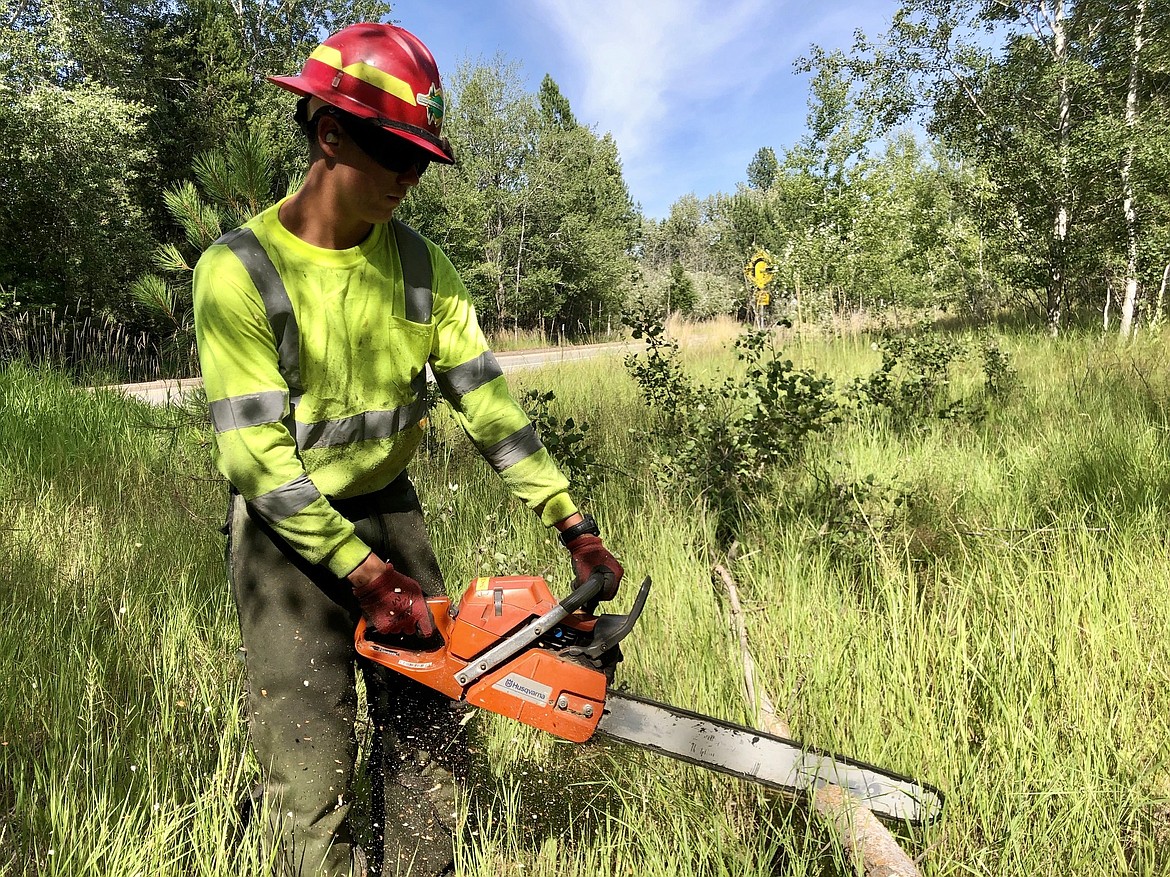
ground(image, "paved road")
xmin=100 ymin=340 xmax=641 ymax=406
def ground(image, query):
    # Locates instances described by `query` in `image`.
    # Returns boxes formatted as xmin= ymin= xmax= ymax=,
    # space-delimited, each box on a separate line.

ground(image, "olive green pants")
xmin=228 ymin=474 xmax=466 ymax=877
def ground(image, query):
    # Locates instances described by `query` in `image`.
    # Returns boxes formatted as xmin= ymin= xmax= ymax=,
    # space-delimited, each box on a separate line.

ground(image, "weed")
xmin=844 ymin=326 xmax=1018 ymax=428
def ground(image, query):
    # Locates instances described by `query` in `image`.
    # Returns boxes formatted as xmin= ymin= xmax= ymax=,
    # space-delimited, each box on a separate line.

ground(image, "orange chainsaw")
xmin=355 ymin=573 xmax=943 ymax=825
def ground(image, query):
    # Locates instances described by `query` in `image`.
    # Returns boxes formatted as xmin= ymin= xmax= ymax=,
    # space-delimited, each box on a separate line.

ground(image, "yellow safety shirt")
xmin=193 ymin=199 xmax=576 ymax=578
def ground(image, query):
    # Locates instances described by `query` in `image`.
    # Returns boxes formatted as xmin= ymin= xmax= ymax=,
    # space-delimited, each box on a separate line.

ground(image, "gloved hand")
xmin=352 ymin=564 xmax=436 ymax=637
xmin=566 ymin=533 xmax=623 ymax=602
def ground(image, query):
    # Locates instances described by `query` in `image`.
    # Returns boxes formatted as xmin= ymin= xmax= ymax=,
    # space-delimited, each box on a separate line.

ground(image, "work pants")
xmin=227 ymin=474 xmax=465 ymax=877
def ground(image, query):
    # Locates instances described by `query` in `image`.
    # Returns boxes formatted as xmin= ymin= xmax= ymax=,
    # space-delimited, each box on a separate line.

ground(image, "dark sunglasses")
xmin=314 ymin=106 xmax=432 ymax=176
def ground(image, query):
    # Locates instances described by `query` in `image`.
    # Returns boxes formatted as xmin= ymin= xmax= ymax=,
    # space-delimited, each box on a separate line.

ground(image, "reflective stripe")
xmin=296 ymin=396 xmax=429 ymax=450
xmin=434 ymin=351 xmax=503 ymax=400
xmin=208 ymin=390 xmax=287 ymax=432
xmin=217 ymin=221 xmax=434 ymax=452
xmin=249 ymin=474 xmax=321 ymax=523
xmin=217 ymin=227 xmax=302 ymax=394
xmin=393 ymin=220 xmax=433 ymax=323
xmin=308 ymin=44 xmax=417 ymax=106
xmin=479 ymin=424 xmax=544 ymax=473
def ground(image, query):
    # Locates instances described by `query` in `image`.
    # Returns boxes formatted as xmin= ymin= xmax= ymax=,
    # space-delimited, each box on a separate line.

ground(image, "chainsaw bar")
xmin=596 ymin=691 xmax=943 ymax=825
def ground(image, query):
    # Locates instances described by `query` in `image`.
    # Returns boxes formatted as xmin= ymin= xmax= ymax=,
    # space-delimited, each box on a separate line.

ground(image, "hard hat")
xmin=269 ymin=22 xmax=454 ymax=164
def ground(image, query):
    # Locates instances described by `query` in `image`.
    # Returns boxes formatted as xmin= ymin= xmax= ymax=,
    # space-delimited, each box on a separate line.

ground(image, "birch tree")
xmin=1118 ymin=0 xmax=1146 ymax=339
xmin=856 ymin=0 xmax=1170 ymax=333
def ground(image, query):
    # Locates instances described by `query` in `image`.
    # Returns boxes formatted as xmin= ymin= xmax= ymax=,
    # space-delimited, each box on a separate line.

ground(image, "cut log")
xmin=712 ymin=558 xmax=923 ymax=877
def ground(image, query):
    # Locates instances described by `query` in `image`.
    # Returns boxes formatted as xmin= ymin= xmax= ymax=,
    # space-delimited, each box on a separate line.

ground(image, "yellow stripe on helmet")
xmin=309 ymin=44 xmax=418 ymax=107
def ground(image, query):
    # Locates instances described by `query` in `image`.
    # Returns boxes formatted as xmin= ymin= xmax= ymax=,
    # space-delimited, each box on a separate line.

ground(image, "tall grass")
xmin=0 ymin=309 xmax=199 ymax=384
xmin=3 ymin=328 xmax=1170 ymax=875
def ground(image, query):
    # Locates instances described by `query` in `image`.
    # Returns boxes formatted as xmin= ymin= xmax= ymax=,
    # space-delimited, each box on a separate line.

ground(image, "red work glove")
xmin=566 ymin=533 xmax=624 ymax=602
xmin=352 ymin=565 xmax=436 ymax=637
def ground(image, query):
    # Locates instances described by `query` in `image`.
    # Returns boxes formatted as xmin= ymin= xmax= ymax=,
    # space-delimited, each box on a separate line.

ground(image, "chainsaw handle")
xmin=559 ymin=571 xmax=605 ymax=615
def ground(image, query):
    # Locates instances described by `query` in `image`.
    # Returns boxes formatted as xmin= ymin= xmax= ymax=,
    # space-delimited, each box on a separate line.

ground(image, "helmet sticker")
xmin=417 ymin=83 xmax=445 ymax=127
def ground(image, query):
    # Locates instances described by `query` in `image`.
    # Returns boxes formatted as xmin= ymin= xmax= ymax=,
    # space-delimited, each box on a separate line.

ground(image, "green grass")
xmin=3 ymin=327 xmax=1170 ymax=875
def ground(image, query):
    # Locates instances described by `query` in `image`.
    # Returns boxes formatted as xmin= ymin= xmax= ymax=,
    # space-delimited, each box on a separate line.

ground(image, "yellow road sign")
xmin=745 ymin=249 xmax=777 ymax=291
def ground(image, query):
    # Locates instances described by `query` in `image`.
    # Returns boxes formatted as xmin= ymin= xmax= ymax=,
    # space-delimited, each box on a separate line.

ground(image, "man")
xmin=192 ymin=22 xmax=622 ymax=877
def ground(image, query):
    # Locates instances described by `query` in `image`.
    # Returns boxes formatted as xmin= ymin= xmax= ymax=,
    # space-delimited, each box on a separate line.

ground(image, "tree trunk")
xmin=1047 ymin=0 xmax=1072 ymax=337
xmin=515 ymin=200 xmax=527 ymax=312
xmin=495 ymin=214 xmax=507 ymax=328
xmin=1118 ymin=0 xmax=1146 ymax=341
xmin=1154 ymin=263 xmax=1170 ymax=328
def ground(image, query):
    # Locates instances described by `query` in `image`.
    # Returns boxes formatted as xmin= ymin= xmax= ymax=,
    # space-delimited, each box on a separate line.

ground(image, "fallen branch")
xmin=712 ymin=557 xmax=922 ymax=877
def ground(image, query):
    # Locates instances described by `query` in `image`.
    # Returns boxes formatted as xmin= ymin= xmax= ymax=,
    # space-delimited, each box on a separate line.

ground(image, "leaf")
xmin=129 ymin=274 xmax=176 ymax=319
xmin=152 ymin=243 xmax=190 ymax=275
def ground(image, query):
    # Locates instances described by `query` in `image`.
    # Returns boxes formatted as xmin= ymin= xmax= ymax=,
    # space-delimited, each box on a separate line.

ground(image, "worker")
xmin=192 ymin=22 xmax=623 ymax=877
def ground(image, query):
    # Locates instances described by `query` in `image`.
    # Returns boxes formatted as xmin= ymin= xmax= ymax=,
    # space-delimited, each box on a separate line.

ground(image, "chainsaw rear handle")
xmin=576 ymin=576 xmax=651 ymax=660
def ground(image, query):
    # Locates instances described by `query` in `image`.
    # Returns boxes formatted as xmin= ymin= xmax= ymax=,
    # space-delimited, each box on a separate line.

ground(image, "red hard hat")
xmin=269 ymin=22 xmax=454 ymax=164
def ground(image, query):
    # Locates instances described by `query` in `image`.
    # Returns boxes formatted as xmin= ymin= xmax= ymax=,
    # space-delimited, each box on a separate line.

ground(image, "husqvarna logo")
xmin=493 ymin=673 xmax=552 ymax=706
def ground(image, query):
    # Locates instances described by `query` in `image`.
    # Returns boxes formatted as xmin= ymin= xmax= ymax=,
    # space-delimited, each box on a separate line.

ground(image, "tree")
xmin=523 ymin=123 xmax=639 ymax=331
xmin=1079 ymin=0 xmax=1170 ymax=338
xmin=857 ymin=0 xmax=1170 ymax=334
xmin=401 ymin=58 xmax=538 ymax=329
xmin=401 ymin=63 xmax=638 ymax=335
xmin=746 ymin=146 xmax=779 ymax=190
xmin=0 ymin=81 xmax=153 ymax=313
xmin=666 ymin=262 xmax=697 ymax=315
xmin=538 ymin=73 xmax=577 ymax=130
xmin=0 ymin=0 xmax=391 ymax=319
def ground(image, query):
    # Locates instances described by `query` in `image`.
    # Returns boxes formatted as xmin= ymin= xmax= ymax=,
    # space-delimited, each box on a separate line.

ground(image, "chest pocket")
xmin=216 ymin=220 xmax=434 ymax=391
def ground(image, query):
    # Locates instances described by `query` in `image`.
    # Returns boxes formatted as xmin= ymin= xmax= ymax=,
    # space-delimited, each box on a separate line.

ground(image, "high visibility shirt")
xmin=192 ymin=199 xmax=577 ymax=578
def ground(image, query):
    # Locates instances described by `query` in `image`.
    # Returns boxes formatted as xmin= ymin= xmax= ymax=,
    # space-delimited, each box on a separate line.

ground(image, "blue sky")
xmin=387 ymin=1 xmax=903 ymax=219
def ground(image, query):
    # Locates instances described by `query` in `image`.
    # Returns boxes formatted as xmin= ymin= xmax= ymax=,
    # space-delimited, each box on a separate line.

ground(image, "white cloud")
xmin=523 ymin=0 xmax=781 ymax=159
xmin=512 ymin=0 xmax=904 ymax=217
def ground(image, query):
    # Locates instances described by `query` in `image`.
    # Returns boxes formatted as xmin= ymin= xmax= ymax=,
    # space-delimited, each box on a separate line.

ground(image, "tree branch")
xmin=4 ymin=0 xmax=29 ymax=29
xmin=712 ymin=551 xmax=924 ymax=877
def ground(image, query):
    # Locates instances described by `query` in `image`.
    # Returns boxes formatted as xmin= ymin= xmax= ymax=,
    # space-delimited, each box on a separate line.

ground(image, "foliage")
xmin=400 ymin=61 xmax=639 ymax=336
xmin=745 ymin=146 xmax=778 ymax=191
xmin=806 ymin=470 xmax=912 ymax=564
xmin=644 ymin=85 xmax=1004 ymax=324
xmin=0 ymin=0 xmax=389 ymax=321
xmin=858 ymin=0 xmax=1170 ymax=332
xmin=665 ymin=263 xmax=697 ymax=316
xmin=641 ymin=1 xmax=1170 ymax=336
xmin=130 ymin=127 xmax=288 ymax=333
xmin=520 ymin=389 xmax=600 ymax=502
xmin=845 ymin=326 xmax=1018 ymax=428
xmin=0 ymin=82 xmax=153 ymax=314
xmin=624 ymin=320 xmax=840 ymax=544
xmin=7 ymin=0 xmax=1170 ymax=369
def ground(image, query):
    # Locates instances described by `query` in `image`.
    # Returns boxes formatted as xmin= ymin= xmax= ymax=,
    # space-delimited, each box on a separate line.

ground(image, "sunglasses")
xmin=316 ymin=106 xmax=432 ymax=176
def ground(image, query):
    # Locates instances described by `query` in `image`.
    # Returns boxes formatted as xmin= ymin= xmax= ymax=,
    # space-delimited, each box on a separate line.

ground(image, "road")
xmin=100 ymin=340 xmax=641 ymax=406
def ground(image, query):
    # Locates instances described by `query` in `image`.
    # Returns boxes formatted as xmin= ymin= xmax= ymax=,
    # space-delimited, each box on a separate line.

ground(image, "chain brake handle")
xmin=568 ymin=576 xmax=651 ymax=660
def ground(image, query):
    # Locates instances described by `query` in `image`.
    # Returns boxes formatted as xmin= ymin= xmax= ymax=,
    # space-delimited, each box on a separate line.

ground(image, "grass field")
xmin=3 ymin=323 xmax=1170 ymax=876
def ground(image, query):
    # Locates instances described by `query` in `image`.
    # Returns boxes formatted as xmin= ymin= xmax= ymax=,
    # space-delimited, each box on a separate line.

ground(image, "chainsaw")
xmin=355 ymin=572 xmax=943 ymax=825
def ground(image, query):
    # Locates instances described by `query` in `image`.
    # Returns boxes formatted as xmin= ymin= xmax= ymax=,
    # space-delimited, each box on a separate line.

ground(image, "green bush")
xmin=0 ymin=83 xmax=154 ymax=315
